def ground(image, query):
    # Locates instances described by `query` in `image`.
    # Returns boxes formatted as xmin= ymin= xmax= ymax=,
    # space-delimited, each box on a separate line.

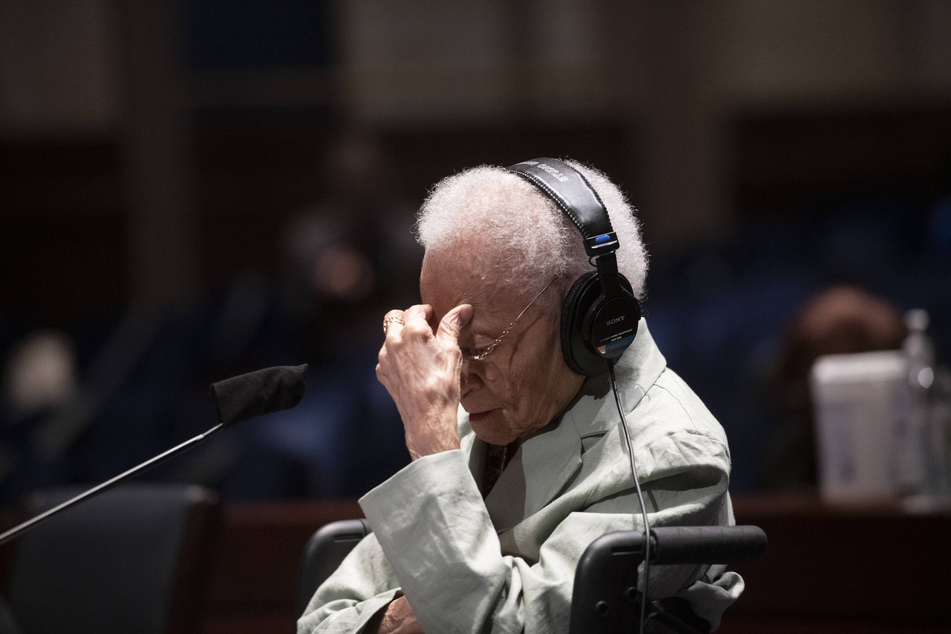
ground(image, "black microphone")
xmin=210 ymin=363 xmax=308 ymax=427
xmin=0 ymin=364 xmax=308 ymax=547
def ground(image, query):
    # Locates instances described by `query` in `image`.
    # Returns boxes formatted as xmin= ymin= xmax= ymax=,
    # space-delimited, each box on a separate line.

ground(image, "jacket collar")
xmin=462 ymin=318 xmax=667 ymax=531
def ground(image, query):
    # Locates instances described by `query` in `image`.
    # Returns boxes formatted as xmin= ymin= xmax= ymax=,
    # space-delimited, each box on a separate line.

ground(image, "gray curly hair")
xmin=415 ymin=160 xmax=648 ymax=304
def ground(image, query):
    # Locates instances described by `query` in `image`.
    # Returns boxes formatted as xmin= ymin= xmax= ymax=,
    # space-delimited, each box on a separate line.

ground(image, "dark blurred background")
xmin=2 ymin=0 xmax=950 ymax=506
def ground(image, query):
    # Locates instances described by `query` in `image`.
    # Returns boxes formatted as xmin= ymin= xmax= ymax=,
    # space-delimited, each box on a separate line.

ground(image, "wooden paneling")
xmin=721 ymin=496 xmax=951 ymax=633
xmin=200 ymin=499 xmax=362 ymax=634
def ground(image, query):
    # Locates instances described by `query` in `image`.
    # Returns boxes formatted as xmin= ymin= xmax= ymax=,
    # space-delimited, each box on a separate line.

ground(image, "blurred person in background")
xmin=220 ymin=130 xmax=421 ymax=499
xmin=760 ymin=285 xmax=907 ymax=491
xmin=0 ymin=331 xmax=79 ymax=501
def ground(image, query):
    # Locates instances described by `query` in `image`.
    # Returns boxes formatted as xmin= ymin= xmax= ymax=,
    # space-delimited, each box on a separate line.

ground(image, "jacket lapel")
xmin=482 ymin=413 xmax=583 ymax=532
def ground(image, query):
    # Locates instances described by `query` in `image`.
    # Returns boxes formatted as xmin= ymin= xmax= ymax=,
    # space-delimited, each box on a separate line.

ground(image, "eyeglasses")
xmin=462 ymin=277 xmax=557 ymax=362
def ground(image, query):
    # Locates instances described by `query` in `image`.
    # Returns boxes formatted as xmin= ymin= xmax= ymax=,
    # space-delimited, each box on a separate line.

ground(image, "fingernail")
xmin=456 ymin=304 xmax=474 ymax=324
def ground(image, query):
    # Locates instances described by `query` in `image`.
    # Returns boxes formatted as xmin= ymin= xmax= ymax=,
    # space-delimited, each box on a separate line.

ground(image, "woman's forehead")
xmin=420 ymin=253 xmax=516 ymax=323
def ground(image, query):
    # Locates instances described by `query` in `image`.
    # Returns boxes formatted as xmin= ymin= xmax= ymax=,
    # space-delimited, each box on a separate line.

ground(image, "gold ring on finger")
xmin=383 ymin=316 xmax=404 ymax=334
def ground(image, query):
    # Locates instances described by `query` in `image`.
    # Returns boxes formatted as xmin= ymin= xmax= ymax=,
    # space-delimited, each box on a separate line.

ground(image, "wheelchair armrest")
xmin=298 ymin=519 xmax=373 ymax=614
xmin=570 ymin=525 xmax=767 ymax=634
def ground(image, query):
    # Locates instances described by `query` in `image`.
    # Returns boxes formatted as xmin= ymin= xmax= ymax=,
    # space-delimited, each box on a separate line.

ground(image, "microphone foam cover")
xmin=210 ymin=364 xmax=308 ymax=427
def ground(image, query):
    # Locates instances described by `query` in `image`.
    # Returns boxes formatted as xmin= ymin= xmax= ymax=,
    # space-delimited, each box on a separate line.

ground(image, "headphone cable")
xmin=607 ymin=358 xmax=651 ymax=634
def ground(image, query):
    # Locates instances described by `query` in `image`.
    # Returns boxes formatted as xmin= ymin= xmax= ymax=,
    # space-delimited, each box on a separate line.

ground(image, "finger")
xmin=383 ymin=310 xmax=406 ymax=337
xmin=383 ymin=309 xmax=405 ymax=324
xmin=403 ymin=304 xmax=433 ymax=324
xmin=436 ymin=303 xmax=473 ymax=346
xmin=375 ymin=363 xmax=390 ymax=390
xmin=402 ymin=304 xmax=435 ymax=336
xmin=375 ymin=349 xmax=394 ymax=386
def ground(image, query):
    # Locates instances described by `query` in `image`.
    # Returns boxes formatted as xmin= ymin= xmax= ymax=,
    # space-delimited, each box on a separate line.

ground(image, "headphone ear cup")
xmin=561 ymin=272 xmax=604 ymax=376
xmin=562 ymin=272 xmax=641 ymax=376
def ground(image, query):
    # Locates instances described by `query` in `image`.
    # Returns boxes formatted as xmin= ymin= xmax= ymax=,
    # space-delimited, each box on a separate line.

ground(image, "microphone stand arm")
xmin=0 ymin=423 xmax=225 ymax=547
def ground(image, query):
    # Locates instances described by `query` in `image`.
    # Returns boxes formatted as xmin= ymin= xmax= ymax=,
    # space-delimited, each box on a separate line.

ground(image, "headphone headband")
xmin=507 ymin=159 xmax=619 ymax=259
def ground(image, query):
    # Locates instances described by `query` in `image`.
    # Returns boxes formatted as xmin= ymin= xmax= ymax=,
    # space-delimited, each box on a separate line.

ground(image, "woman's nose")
xmin=460 ymin=358 xmax=484 ymax=396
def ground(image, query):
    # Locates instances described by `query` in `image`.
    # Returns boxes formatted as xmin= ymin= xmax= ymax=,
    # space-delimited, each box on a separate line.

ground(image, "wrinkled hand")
xmin=365 ymin=596 xmax=422 ymax=634
xmin=376 ymin=303 xmax=473 ymax=460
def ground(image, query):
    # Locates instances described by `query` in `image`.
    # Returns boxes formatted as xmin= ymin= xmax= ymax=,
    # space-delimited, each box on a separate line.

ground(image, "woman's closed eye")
xmin=462 ymin=345 xmax=491 ymax=358
xmin=461 ymin=336 xmax=497 ymax=359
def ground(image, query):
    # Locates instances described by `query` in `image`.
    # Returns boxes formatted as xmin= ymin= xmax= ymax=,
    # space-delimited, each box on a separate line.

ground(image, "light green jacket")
xmin=298 ymin=319 xmax=743 ymax=633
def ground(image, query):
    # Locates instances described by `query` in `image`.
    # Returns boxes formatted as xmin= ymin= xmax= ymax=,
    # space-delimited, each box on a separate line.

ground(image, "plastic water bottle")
xmin=899 ymin=310 xmax=949 ymax=510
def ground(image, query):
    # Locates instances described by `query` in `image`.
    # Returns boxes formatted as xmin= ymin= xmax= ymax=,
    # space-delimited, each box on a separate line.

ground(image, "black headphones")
xmin=507 ymin=158 xmax=642 ymax=376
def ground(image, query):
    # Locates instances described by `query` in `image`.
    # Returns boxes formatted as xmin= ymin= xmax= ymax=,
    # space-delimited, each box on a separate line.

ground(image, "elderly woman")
xmin=298 ymin=160 xmax=742 ymax=633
